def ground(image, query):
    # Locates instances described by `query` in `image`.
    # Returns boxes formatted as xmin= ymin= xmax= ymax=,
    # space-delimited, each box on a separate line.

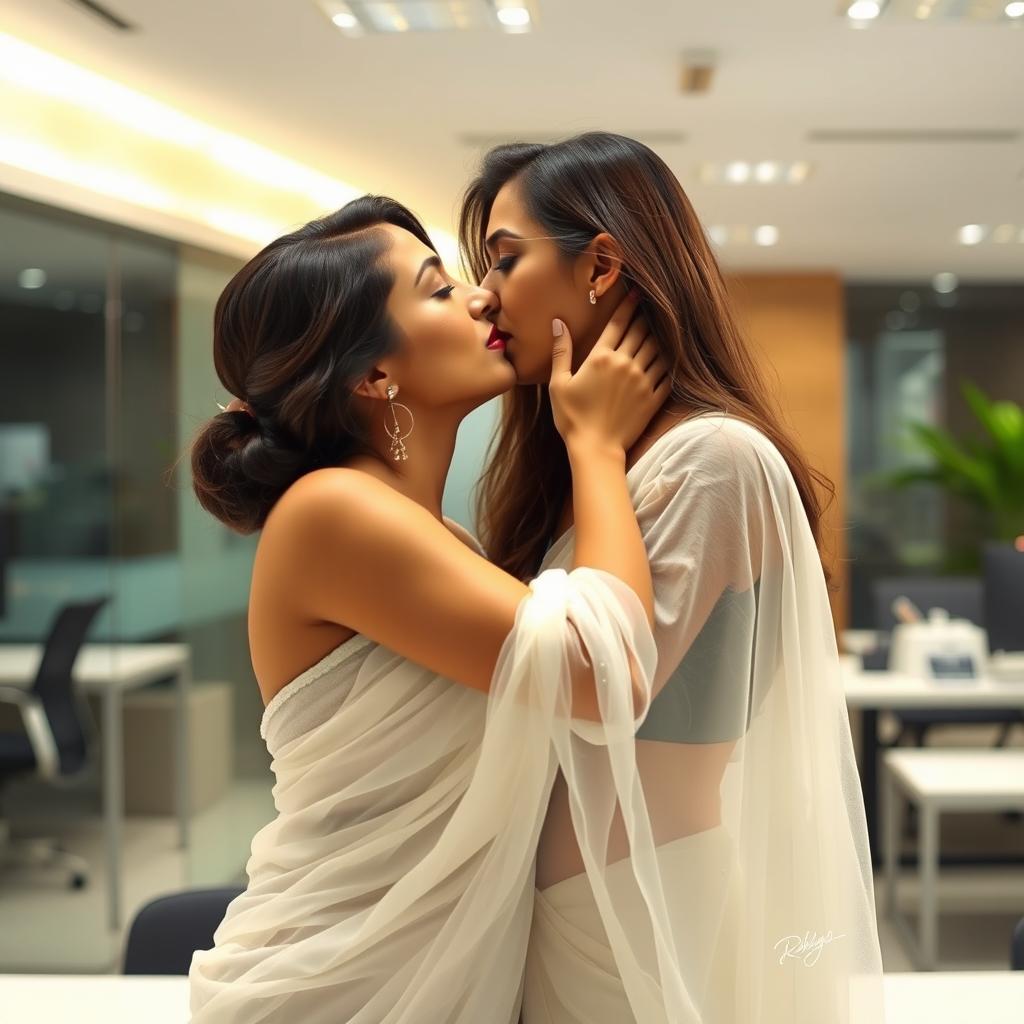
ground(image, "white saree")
xmin=523 ymin=412 xmax=887 ymax=1023
xmin=187 ymin=411 xmax=885 ymax=1023
xmin=187 ymin=530 xmax=657 ymax=1021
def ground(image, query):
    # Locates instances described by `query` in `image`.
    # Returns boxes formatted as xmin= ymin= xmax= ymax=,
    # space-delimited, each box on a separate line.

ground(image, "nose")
xmin=466 ymin=284 xmax=500 ymax=322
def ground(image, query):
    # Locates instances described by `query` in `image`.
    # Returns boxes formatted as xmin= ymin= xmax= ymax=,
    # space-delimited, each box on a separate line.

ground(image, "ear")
xmin=352 ymin=365 xmax=393 ymax=402
xmin=574 ymin=232 xmax=625 ymax=300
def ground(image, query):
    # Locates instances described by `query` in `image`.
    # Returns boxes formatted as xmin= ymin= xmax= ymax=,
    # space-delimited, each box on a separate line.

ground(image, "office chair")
xmin=122 ymin=886 xmax=246 ymax=974
xmin=872 ymin=577 xmax=1023 ymax=749
xmin=0 ymin=595 xmax=108 ymax=889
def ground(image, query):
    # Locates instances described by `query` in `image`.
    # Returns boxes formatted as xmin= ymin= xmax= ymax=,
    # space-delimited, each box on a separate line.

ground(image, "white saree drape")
xmin=187 ymin=540 xmax=656 ymax=1022
xmin=188 ymin=411 xmax=885 ymax=1023
xmin=523 ymin=412 xmax=886 ymax=1023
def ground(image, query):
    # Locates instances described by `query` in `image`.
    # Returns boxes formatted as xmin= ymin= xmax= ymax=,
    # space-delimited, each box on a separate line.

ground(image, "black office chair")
xmin=1012 ymin=914 xmax=1024 ymax=970
xmin=0 ymin=595 xmax=109 ymax=889
xmin=872 ymin=577 xmax=1024 ymax=749
xmin=122 ymin=886 xmax=246 ymax=974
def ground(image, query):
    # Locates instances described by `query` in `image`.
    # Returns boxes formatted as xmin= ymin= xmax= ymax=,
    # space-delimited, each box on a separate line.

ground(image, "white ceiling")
xmin=1 ymin=0 xmax=1023 ymax=281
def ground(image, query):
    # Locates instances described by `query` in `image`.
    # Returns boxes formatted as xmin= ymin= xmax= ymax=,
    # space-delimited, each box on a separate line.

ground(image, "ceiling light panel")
xmin=316 ymin=1 xmax=538 ymax=35
xmin=699 ymin=161 xmax=812 ymax=185
xmin=840 ymin=0 xmax=1024 ymax=20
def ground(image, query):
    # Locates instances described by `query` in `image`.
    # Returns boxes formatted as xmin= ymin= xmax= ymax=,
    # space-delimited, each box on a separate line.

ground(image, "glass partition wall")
xmin=0 ymin=193 xmax=266 ymax=971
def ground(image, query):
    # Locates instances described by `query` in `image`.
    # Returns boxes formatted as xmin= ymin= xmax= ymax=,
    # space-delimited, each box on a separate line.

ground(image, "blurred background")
xmin=0 ymin=0 xmax=1021 ymax=1007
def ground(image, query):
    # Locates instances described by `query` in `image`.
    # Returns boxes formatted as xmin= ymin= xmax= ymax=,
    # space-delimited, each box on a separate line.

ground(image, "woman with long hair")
xmin=460 ymin=131 xmax=886 ymax=1022
xmin=185 ymin=194 xmax=671 ymax=1022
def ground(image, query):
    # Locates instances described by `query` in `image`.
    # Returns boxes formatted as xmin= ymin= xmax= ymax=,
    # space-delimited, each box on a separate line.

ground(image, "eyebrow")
xmin=484 ymin=228 xmax=523 ymax=252
xmin=414 ymin=254 xmax=442 ymax=287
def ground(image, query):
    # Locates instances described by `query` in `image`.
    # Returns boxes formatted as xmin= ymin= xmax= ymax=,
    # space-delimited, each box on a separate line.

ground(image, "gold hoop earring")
xmin=589 ymin=289 xmax=597 ymax=305
xmin=385 ymin=385 xmax=413 ymax=462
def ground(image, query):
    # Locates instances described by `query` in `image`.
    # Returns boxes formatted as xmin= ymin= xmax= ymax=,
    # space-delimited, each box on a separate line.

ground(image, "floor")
xmin=0 ymin=776 xmax=274 ymax=973
xmin=0 ymin=724 xmax=1021 ymax=976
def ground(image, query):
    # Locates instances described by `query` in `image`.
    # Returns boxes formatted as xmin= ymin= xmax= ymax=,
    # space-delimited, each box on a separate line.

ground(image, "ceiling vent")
xmin=62 ymin=0 xmax=135 ymax=31
xmin=807 ymin=129 xmax=1021 ymax=143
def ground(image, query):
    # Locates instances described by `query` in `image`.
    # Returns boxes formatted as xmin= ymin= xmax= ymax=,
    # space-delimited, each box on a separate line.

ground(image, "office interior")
xmin=0 ymin=0 xmax=1022 ymax=1019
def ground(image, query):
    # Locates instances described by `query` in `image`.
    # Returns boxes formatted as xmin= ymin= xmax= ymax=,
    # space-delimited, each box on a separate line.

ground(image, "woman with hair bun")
xmin=186 ymin=194 xmax=670 ymax=1023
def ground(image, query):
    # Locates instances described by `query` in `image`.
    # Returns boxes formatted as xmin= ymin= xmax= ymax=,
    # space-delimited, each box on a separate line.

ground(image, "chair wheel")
xmin=70 ymin=872 xmax=88 ymax=890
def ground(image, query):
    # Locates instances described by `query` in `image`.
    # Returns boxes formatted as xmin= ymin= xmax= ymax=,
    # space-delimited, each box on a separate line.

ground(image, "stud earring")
xmin=589 ymin=289 xmax=597 ymax=305
xmin=385 ymin=384 xmax=413 ymax=462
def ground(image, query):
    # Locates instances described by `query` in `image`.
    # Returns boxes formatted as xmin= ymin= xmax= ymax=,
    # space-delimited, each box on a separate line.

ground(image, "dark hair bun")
xmin=190 ymin=409 xmax=311 ymax=534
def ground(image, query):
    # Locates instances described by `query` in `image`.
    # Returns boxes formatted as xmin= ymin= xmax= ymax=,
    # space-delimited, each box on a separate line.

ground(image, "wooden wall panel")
xmin=726 ymin=273 xmax=848 ymax=631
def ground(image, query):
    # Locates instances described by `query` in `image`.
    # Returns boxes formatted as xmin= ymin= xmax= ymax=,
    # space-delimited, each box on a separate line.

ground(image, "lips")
xmin=486 ymin=324 xmax=512 ymax=350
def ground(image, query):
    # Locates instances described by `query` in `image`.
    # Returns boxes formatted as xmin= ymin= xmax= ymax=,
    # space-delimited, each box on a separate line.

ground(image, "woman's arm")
xmin=291 ymin=292 xmax=668 ymax=714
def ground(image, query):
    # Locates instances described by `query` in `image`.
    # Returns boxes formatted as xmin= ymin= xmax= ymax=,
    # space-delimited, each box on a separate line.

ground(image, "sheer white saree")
xmin=523 ymin=412 xmax=887 ymax=1023
xmin=187 ymin=533 xmax=657 ymax=1022
xmin=188 ymin=411 xmax=884 ymax=1023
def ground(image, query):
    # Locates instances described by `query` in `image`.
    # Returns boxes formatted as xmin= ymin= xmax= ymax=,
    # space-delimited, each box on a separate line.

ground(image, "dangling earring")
xmin=589 ymin=289 xmax=597 ymax=305
xmin=385 ymin=384 xmax=413 ymax=462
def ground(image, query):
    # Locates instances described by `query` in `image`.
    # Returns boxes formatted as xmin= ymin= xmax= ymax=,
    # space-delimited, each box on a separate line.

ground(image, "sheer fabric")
xmin=187 ymin=537 xmax=656 ymax=1021
xmin=187 ymin=411 xmax=884 ymax=1023
xmin=522 ymin=412 xmax=887 ymax=1023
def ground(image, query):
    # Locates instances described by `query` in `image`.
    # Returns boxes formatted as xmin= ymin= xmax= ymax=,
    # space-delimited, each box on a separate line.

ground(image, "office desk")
xmin=2 ymin=971 xmax=1022 ymax=1023
xmin=842 ymin=662 xmax=1024 ymax=864
xmin=0 ymin=643 xmax=192 ymax=930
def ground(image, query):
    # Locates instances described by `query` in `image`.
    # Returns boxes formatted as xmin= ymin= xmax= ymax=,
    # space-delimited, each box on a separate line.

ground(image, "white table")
xmin=882 ymin=748 xmax=1024 ymax=969
xmin=0 ymin=643 xmax=192 ymax=930
xmin=2 ymin=971 xmax=1023 ymax=1023
xmin=881 ymin=971 xmax=1024 ymax=1022
xmin=841 ymin=662 xmax=1024 ymax=863
xmin=0 ymin=975 xmax=190 ymax=1022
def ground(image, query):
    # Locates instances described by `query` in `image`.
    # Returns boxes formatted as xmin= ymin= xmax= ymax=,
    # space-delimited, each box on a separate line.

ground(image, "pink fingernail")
xmin=552 ymin=318 xmax=564 ymax=337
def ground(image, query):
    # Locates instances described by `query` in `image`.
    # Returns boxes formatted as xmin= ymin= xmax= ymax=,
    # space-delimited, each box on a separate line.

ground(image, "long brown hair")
xmin=459 ymin=132 xmax=837 ymax=588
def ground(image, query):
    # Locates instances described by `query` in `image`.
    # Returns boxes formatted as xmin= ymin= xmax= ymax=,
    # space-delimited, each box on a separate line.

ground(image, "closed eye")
xmin=493 ymin=254 xmax=517 ymax=274
xmin=431 ymin=284 xmax=456 ymax=299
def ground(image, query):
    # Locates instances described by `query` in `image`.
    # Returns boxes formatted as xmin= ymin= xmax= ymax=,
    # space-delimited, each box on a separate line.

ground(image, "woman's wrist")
xmin=565 ymin=433 xmax=626 ymax=468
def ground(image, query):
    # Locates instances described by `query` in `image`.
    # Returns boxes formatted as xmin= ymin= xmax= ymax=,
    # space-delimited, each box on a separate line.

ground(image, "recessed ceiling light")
xmin=754 ymin=225 xmax=780 ymax=247
xmin=932 ymin=272 xmax=958 ymax=293
xmin=957 ymin=224 xmax=986 ymax=245
xmin=847 ymin=1 xmax=883 ymax=21
xmin=707 ymin=225 xmax=729 ymax=246
xmin=992 ymin=224 xmax=1017 ymax=243
xmin=318 ymin=2 xmax=363 ymax=35
xmin=786 ymin=161 xmax=811 ymax=183
xmin=18 ymin=268 xmax=47 ymax=289
xmin=725 ymin=161 xmax=751 ymax=184
xmin=700 ymin=160 xmax=811 ymax=185
xmin=496 ymin=5 xmax=530 ymax=27
xmin=1006 ymin=1 xmax=1024 ymax=18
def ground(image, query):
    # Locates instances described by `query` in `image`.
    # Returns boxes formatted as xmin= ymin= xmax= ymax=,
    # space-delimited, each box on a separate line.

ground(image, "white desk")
xmin=841 ymin=661 xmax=1024 ymax=864
xmin=0 ymin=975 xmax=190 ymax=1022
xmin=882 ymin=749 xmax=1024 ymax=969
xmin=881 ymin=971 xmax=1024 ymax=1022
xmin=2 ymin=971 xmax=1022 ymax=1022
xmin=0 ymin=644 xmax=192 ymax=930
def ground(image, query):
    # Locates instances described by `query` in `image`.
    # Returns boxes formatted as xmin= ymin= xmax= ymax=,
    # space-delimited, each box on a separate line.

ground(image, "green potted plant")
xmin=872 ymin=380 xmax=1024 ymax=572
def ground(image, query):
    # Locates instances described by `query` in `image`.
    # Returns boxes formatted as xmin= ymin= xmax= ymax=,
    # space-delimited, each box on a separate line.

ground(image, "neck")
xmin=351 ymin=406 xmax=462 ymax=522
